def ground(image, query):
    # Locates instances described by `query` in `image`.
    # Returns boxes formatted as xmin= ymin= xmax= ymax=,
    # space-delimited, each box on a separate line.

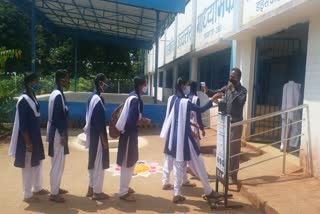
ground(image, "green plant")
xmin=0 ymin=75 xmax=23 ymax=133
xmin=38 ymin=74 xmax=55 ymax=94
xmin=0 ymin=47 xmax=22 ymax=73
xmin=73 ymin=77 xmax=94 ymax=92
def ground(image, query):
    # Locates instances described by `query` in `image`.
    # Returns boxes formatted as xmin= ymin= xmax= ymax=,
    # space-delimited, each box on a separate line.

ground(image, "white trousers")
xmin=22 ymin=152 xmax=43 ymax=199
xmin=50 ymin=131 xmax=66 ymax=195
xmin=162 ymin=154 xmax=190 ymax=185
xmin=173 ymin=160 xmax=186 ymax=196
xmin=88 ymin=140 xmax=104 ymax=194
xmin=162 ymin=154 xmax=174 ymax=185
xmin=119 ymin=138 xmax=135 ymax=197
xmin=173 ymin=141 xmax=212 ymax=196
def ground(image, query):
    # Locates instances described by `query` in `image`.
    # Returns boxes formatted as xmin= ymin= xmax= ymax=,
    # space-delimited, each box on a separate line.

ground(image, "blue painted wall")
xmin=37 ymin=101 xmax=166 ymax=128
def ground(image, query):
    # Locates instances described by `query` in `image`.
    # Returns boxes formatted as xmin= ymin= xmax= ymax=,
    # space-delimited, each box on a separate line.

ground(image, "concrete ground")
xmin=237 ymin=141 xmax=320 ymax=214
xmin=0 ymin=128 xmax=260 ymax=214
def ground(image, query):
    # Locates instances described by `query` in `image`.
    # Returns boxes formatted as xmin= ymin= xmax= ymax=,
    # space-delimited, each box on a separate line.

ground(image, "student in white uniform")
xmin=9 ymin=73 xmax=49 ymax=202
xmin=84 ymin=73 xmax=110 ymax=200
xmin=162 ymin=79 xmax=196 ymax=190
xmin=161 ymin=78 xmax=222 ymax=203
xmin=116 ymin=76 xmax=151 ymax=202
xmin=188 ymin=81 xmax=206 ymax=143
xmin=47 ymin=70 xmax=70 ymax=203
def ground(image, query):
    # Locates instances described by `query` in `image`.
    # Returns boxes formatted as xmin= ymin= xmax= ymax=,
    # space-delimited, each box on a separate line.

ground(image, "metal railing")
xmin=228 ymin=104 xmax=312 ymax=176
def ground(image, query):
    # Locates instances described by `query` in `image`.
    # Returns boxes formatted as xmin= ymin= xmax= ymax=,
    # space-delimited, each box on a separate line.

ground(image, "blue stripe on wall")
xmin=37 ymin=101 xmax=166 ymax=128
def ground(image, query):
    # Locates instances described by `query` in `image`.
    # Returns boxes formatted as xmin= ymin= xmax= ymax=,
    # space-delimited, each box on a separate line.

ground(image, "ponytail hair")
xmin=190 ymin=81 xmax=198 ymax=96
xmin=94 ymin=73 xmax=106 ymax=91
xmin=175 ymin=77 xmax=187 ymax=96
xmin=134 ymin=75 xmax=146 ymax=92
xmin=24 ymin=72 xmax=38 ymax=88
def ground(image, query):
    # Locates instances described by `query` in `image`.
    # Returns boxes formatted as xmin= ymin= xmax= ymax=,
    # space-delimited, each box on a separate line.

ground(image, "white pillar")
xmin=190 ymin=57 xmax=198 ymax=81
xmin=191 ymin=0 xmax=197 ymax=51
xmin=236 ymin=37 xmax=256 ymax=137
xmin=163 ymin=69 xmax=168 ymax=101
xmin=163 ymin=69 xmax=167 ymax=88
xmin=151 ymin=74 xmax=154 ymax=97
xmin=302 ymin=15 xmax=320 ymax=177
xmin=173 ymin=64 xmax=178 ymax=92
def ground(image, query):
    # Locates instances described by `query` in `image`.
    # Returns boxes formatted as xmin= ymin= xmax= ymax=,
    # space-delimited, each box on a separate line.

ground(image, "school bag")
xmin=108 ymin=103 xmax=124 ymax=138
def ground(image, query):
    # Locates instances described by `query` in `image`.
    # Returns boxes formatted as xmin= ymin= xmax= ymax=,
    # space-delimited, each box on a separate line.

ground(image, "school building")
xmin=144 ymin=0 xmax=320 ymax=177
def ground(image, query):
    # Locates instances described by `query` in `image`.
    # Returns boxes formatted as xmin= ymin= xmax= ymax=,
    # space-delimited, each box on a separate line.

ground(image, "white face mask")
xmin=142 ymin=86 xmax=148 ymax=94
xmin=184 ymin=86 xmax=190 ymax=95
xmin=100 ymin=82 xmax=108 ymax=93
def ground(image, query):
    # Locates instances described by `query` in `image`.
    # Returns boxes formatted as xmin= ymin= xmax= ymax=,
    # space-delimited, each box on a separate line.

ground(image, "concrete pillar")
xmin=163 ymin=69 xmax=167 ymax=88
xmin=151 ymin=74 xmax=154 ymax=97
xmin=162 ymin=69 xmax=168 ymax=101
xmin=173 ymin=64 xmax=178 ymax=93
xmin=302 ymin=15 xmax=320 ymax=177
xmin=190 ymin=56 xmax=198 ymax=81
xmin=191 ymin=0 xmax=197 ymax=51
xmin=148 ymin=74 xmax=152 ymax=96
xmin=235 ymin=37 xmax=256 ymax=138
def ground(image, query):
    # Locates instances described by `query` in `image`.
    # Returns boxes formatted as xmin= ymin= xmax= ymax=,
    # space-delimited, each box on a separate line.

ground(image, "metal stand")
xmin=209 ymin=113 xmax=243 ymax=210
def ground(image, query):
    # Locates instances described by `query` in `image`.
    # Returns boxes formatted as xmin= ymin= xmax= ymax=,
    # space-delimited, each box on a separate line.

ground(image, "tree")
xmin=0 ymin=47 xmax=22 ymax=73
xmin=0 ymin=1 xmax=142 ymax=79
xmin=0 ymin=1 xmax=31 ymax=73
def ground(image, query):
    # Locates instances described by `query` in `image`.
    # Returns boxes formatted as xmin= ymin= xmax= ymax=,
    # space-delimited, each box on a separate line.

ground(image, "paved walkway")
xmin=183 ymin=128 xmax=320 ymax=214
xmin=0 ymin=129 xmax=260 ymax=214
xmin=236 ymin=141 xmax=320 ymax=214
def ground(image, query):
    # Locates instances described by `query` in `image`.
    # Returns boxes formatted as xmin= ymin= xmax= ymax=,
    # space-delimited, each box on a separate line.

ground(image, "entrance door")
xmin=252 ymin=36 xmax=307 ymax=142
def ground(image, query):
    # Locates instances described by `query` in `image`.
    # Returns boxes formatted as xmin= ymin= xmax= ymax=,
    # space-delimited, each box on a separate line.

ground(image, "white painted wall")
xmin=157 ymin=87 xmax=163 ymax=102
xmin=176 ymin=1 xmax=192 ymax=58
xmin=242 ymin=0 xmax=295 ymax=25
xmin=165 ymin=19 xmax=177 ymax=63
xmin=302 ymin=15 xmax=320 ymax=177
xmin=236 ymin=37 xmax=256 ymax=137
xmin=190 ymin=56 xmax=198 ymax=81
xmin=163 ymin=88 xmax=173 ymax=103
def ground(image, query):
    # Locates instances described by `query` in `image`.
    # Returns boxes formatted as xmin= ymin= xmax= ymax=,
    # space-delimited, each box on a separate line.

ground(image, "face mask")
xmin=142 ymin=86 xmax=148 ymax=94
xmin=100 ymin=82 xmax=108 ymax=93
xmin=184 ymin=86 xmax=190 ymax=95
xmin=29 ymin=83 xmax=39 ymax=92
xmin=61 ymin=79 xmax=70 ymax=89
xmin=229 ymin=78 xmax=238 ymax=85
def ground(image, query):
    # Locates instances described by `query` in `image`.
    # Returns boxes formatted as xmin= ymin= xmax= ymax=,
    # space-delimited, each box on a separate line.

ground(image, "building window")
xmin=159 ymin=71 xmax=163 ymax=87
xmin=178 ymin=62 xmax=190 ymax=81
xmin=199 ymin=48 xmax=231 ymax=90
xmin=166 ymin=69 xmax=173 ymax=88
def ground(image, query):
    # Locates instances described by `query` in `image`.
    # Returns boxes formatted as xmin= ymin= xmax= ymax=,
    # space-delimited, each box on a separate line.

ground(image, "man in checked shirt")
xmin=202 ymin=68 xmax=247 ymax=184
